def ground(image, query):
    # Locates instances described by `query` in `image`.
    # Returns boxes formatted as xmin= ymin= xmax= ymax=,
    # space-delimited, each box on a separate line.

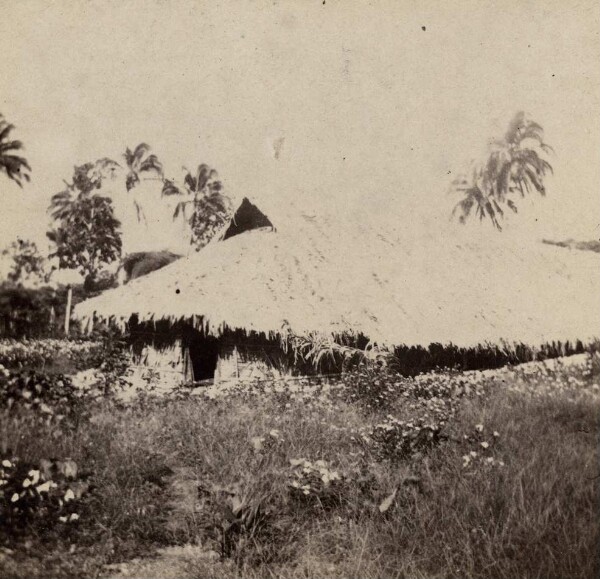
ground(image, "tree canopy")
xmin=1 ymin=239 xmax=50 ymax=286
xmin=47 ymin=161 xmax=122 ymax=286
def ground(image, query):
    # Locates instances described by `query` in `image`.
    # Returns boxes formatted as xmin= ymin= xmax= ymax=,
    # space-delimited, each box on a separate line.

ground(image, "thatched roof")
xmin=74 ymin=199 xmax=600 ymax=347
xmin=119 ymin=251 xmax=182 ymax=283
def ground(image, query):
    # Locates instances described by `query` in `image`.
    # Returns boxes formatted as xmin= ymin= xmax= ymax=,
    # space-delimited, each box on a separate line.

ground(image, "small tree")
xmin=47 ymin=161 xmax=122 ymax=287
xmin=451 ymin=112 xmax=554 ymax=230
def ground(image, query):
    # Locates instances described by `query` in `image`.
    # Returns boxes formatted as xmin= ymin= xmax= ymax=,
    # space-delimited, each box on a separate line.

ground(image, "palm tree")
xmin=162 ymin=164 xmax=231 ymax=250
xmin=451 ymin=112 xmax=553 ymax=230
xmin=0 ymin=114 xmax=31 ymax=188
xmin=122 ymin=143 xmax=163 ymax=223
xmin=123 ymin=143 xmax=163 ymax=192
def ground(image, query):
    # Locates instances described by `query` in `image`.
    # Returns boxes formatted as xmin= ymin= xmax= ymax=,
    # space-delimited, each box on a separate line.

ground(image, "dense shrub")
xmin=0 ymin=338 xmax=104 ymax=372
xmin=0 ymin=456 xmax=91 ymax=536
xmin=0 ymin=282 xmax=93 ymax=339
xmin=0 ymin=366 xmax=90 ymax=430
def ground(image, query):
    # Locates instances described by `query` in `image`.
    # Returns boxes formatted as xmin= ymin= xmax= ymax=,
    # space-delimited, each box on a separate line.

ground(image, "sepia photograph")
xmin=1 ymin=1 xmax=599 ymax=577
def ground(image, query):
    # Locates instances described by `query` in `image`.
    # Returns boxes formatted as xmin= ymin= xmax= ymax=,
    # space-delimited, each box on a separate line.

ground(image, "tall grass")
xmin=1 ymin=354 xmax=599 ymax=578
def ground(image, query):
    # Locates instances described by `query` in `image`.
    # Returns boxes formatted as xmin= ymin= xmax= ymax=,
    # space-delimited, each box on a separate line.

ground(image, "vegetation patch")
xmin=0 ymin=342 xmax=599 ymax=578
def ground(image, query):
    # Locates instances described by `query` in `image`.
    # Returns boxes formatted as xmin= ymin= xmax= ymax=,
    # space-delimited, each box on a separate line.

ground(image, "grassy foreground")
xmin=1 ymin=355 xmax=599 ymax=579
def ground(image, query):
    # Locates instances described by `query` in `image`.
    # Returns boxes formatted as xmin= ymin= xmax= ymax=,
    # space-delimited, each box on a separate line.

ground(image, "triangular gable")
xmin=222 ymin=197 xmax=274 ymax=241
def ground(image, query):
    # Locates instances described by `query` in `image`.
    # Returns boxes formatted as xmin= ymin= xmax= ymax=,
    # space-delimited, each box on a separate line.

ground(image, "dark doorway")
xmin=186 ymin=333 xmax=220 ymax=381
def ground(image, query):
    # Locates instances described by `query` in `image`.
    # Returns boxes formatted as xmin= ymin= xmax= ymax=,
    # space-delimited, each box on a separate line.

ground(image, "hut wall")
xmin=214 ymin=344 xmax=284 ymax=384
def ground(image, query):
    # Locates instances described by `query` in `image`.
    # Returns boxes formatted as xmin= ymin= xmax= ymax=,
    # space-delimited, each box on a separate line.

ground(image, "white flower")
xmin=22 ymin=478 xmax=31 ymax=488
xmin=250 ymin=437 xmax=264 ymax=451
xmin=28 ymin=470 xmax=40 ymax=485
xmin=493 ymin=431 xmax=500 ymax=438
xmin=470 ymin=451 xmax=477 ymax=458
xmin=36 ymin=481 xmax=52 ymax=493
xmin=475 ymin=424 xmax=484 ymax=432
xmin=64 ymin=488 xmax=75 ymax=502
xmin=58 ymin=516 xmax=68 ymax=523
xmin=480 ymin=441 xmax=489 ymax=449
xmin=2 ymin=460 xmax=12 ymax=468
xmin=69 ymin=513 xmax=79 ymax=521
xmin=11 ymin=493 xmax=19 ymax=502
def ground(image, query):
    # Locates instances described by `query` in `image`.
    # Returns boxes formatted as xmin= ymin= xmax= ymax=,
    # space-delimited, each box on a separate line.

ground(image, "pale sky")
xmin=1 ymin=0 xmax=599 ymax=262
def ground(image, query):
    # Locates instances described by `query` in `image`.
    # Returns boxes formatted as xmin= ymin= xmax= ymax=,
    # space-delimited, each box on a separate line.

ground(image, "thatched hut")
xmin=73 ymin=197 xmax=600 ymax=382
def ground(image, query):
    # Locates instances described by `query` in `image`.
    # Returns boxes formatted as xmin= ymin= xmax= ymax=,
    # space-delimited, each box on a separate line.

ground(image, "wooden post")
xmin=64 ymin=285 xmax=72 ymax=336
xmin=234 ymin=346 xmax=239 ymax=379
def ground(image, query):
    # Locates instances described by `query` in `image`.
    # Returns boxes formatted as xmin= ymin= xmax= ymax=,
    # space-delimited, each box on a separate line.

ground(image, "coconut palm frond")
xmin=139 ymin=154 xmax=163 ymax=175
xmin=182 ymin=168 xmax=195 ymax=192
xmin=125 ymin=172 xmax=139 ymax=192
xmin=480 ymin=199 xmax=502 ymax=231
xmin=48 ymin=190 xmax=75 ymax=220
xmin=173 ymin=199 xmax=191 ymax=220
xmin=0 ymin=139 xmax=24 ymax=153
xmin=182 ymin=164 xmax=219 ymax=193
xmin=504 ymin=111 xmax=546 ymax=146
xmin=199 ymin=165 xmax=219 ymax=191
xmin=496 ymin=159 xmax=514 ymax=200
xmin=0 ymin=115 xmax=31 ymax=187
xmin=513 ymin=148 xmax=553 ymax=175
xmin=0 ymin=158 xmax=31 ymax=187
xmin=89 ymin=157 xmax=121 ymax=184
xmin=133 ymin=199 xmax=147 ymax=224
xmin=0 ymin=154 xmax=31 ymax=175
xmin=96 ymin=157 xmax=121 ymax=173
xmin=523 ymin=167 xmax=546 ymax=195
xmin=132 ymin=143 xmax=152 ymax=161
xmin=518 ymin=121 xmax=545 ymax=145
xmin=124 ymin=143 xmax=162 ymax=192
xmin=123 ymin=147 xmax=135 ymax=167
xmin=452 ymin=187 xmax=480 ymax=224
xmin=0 ymin=121 xmax=15 ymax=143
xmin=161 ymin=179 xmax=182 ymax=196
